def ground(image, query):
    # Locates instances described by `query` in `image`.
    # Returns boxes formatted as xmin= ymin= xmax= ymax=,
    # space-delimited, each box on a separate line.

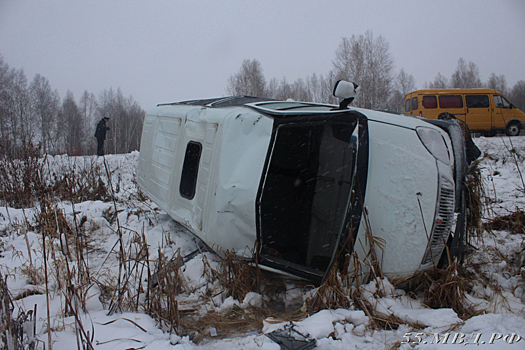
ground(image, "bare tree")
xmin=387 ymin=69 xmax=416 ymax=112
xmin=319 ymin=70 xmax=339 ymax=105
xmin=265 ymin=73 xmax=338 ymax=105
xmin=333 ymin=31 xmax=395 ymax=109
xmin=57 ymin=91 xmax=84 ymax=155
xmin=12 ymin=69 xmax=33 ymax=145
xmin=424 ymin=72 xmax=449 ymax=89
xmin=268 ymin=77 xmax=292 ymax=100
xmin=450 ymin=58 xmax=483 ymax=88
xmin=394 ymin=69 xmax=416 ymax=96
xmin=96 ymin=87 xmax=144 ymax=155
xmin=509 ymin=80 xmax=525 ymax=112
xmin=79 ymin=91 xmax=98 ymax=154
xmin=306 ymin=73 xmax=323 ymax=103
xmin=79 ymin=91 xmax=97 ymax=126
xmin=0 ymin=57 xmax=15 ymax=145
xmin=30 ymin=74 xmax=60 ymax=154
xmin=1 ymin=59 xmax=37 ymax=155
xmin=121 ymin=97 xmax=145 ymax=153
xmin=226 ymin=59 xmax=267 ymax=96
xmin=486 ymin=73 xmax=508 ymax=95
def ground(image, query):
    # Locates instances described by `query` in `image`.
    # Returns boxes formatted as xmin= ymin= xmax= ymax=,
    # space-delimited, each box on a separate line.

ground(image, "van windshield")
xmin=259 ymin=121 xmax=359 ymax=280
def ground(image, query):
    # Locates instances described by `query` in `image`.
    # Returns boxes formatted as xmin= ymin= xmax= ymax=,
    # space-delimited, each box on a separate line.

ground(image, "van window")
xmin=466 ymin=95 xmax=489 ymax=108
xmin=439 ymin=95 xmax=463 ymax=108
xmin=405 ymin=99 xmax=411 ymax=112
xmin=411 ymin=97 xmax=418 ymax=110
xmin=423 ymin=96 xmax=437 ymax=109
xmin=179 ymin=141 xmax=202 ymax=199
xmin=494 ymin=95 xmax=511 ymax=109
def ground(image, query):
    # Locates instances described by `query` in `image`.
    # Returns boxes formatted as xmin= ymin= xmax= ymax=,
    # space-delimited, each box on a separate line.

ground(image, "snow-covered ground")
xmin=1 ymin=136 xmax=524 ymax=349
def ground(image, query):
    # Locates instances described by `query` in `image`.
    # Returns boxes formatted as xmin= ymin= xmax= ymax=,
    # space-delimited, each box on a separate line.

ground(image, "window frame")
xmin=494 ymin=95 xmax=511 ymax=109
xmin=405 ymin=99 xmax=411 ymax=112
xmin=411 ymin=97 xmax=418 ymax=111
xmin=438 ymin=95 xmax=464 ymax=109
xmin=465 ymin=95 xmax=490 ymax=108
xmin=179 ymin=141 xmax=203 ymax=200
xmin=422 ymin=96 xmax=437 ymax=109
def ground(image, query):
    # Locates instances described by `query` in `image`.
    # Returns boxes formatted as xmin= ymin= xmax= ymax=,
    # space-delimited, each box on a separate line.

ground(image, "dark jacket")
xmin=95 ymin=118 xmax=110 ymax=140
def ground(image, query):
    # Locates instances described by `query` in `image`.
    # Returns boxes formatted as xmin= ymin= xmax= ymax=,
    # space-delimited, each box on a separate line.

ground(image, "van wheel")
xmin=506 ymin=122 xmax=521 ymax=136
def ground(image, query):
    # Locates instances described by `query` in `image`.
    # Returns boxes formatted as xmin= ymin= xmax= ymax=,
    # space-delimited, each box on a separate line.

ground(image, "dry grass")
xmin=0 ymin=139 xmax=45 ymax=209
xmin=0 ymin=271 xmax=39 ymax=350
xmin=465 ymin=158 xmax=487 ymax=240
xmin=147 ymin=248 xmax=184 ymax=334
xmin=484 ymin=207 xmax=525 ymax=235
xmin=416 ymin=263 xmax=479 ymax=320
xmin=215 ymin=250 xmax=262 ymax=301
xmin=182 ymin=306 xmax=269 ymax=344
xmin=3 ymin=139 xmax=522 ymax=346
xmin=0 ymin=140 xmax=111 ymax=209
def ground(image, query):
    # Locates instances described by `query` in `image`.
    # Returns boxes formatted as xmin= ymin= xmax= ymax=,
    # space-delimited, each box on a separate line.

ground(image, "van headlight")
xmin=416 ymin=127 xmax=450 ymax=164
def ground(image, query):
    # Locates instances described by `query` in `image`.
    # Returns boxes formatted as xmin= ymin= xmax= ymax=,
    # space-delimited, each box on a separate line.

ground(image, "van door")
xmin=493 ymin=95 xmax=513 ymax=129
xmin=465 ymin=94 xmax=491 ymax=132
xmin=259 ymin=119 xmax=361 ymax=282
xmin=438 ymin=95 xmax=466 ymax=122
xmin=141 ymin=116 xmax=182 ymax=204
xmin=175 ymin=118 xmax=218 ymax=231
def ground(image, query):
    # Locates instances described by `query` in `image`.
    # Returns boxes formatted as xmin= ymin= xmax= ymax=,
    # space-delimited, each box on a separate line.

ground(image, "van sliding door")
xmin=465 ymin=95 xmax=491 ymax=131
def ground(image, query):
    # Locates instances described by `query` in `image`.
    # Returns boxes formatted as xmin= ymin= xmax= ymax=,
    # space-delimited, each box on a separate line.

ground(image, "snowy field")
xmin=1 ymin=136 xmax=524 ymax=349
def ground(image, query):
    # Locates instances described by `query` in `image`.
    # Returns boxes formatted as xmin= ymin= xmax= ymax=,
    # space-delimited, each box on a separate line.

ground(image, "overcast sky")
xmin=1 ymin=0 xmax=524 ymax=110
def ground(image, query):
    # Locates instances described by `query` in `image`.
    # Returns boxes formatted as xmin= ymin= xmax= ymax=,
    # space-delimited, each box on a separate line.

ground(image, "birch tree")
xmin=57 ymin=91 xmax=84 ymax=155
xmin=424 ymin=72 xmax=449 ymax=89
xmin=333 ymin=31 xmax=395 ymax=109
xmin=30 ymin=74 xmax=60 ymax=154
xmin=226 ymin=59 xmax=267 ymax=97
xmin=450 ymin=58 xmax=483 ymax=88
xmin=510 ymin=80 xmax=525 ymax=112
xmin=486 ymin=73 xmax=508 ymax=95
xmin=387 ymin=69 xmax=416 ymax=112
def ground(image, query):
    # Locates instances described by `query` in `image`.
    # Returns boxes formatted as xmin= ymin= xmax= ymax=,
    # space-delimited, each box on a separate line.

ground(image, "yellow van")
xmin=404 ymin=89 xmax=525 ymax=136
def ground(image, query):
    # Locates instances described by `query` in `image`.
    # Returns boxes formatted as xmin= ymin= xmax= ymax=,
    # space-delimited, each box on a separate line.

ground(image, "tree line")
xmin=0 ymin=54 xmax=145 ymax=157
xmin=226 ymin=31 xmax=525 ymax=113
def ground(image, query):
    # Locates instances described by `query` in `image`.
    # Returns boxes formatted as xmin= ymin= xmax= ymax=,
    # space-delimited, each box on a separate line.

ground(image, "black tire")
xmin=506 ymin=122 xmax=521 ymax=136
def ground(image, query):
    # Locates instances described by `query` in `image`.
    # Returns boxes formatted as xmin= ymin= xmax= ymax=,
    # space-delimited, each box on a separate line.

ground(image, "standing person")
xmin=95 ymin=117 xmax=110 ymax=156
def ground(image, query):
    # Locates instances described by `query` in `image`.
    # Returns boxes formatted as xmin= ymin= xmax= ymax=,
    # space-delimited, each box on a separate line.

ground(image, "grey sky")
xmin=1 ymin=0 xmax=524 ymax=110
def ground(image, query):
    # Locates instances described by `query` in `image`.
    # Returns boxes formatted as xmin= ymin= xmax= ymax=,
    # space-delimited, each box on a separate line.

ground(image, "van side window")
xmin=411 ymin=97 xmax=418 ymax=111
xmin=422 ymin=96 xmax=437 ymax=109
xmin=180 ymin=141 xmax=202 ymax=199
xmin=439 ymin=95 xmax=463 ymax=108
xmin=494 ymin=95 xmax=511 ymax=109
xmin=466 ymin=95 xmax=489 ymax=108
xmin=405 ymin=99 xmax=411 ymax=112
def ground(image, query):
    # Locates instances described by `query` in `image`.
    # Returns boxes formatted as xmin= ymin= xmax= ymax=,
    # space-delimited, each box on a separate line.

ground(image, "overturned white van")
xmin=137 ymin=81 xmax=470 ymax=284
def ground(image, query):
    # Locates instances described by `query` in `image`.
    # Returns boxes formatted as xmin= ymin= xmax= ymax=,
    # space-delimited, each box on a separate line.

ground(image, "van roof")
xmin=156 ymin=96 xmax=353 ymax=116
xmin=157 ymin=96 xmax=275 ymax=108
xmin=407 ymin=88 xmax=499 ymax=95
